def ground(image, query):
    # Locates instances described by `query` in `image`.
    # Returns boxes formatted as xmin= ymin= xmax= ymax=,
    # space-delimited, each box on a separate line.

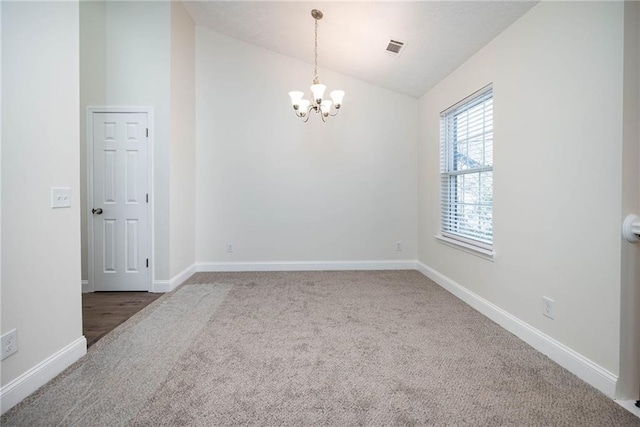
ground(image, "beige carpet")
xmin=2 ymin=271 xmax=639 ymax=426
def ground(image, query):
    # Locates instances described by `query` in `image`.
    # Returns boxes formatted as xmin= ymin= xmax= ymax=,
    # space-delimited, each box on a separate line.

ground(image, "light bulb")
xmin=330 ymin=90 xmax=345 ymax=108
xmin=320 ymin=100 xmax=333 ymax=115
xmin=298 ymin=99 xmax=310 ymax=115
xmin=288 ymin=91 xmax=304 ymax=108
xmin=310 ymin=84 xmax=326 ymax=103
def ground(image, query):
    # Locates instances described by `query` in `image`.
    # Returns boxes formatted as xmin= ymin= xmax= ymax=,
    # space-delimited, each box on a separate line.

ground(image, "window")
xmin=440 ymin=84 xmax=493 ymax=252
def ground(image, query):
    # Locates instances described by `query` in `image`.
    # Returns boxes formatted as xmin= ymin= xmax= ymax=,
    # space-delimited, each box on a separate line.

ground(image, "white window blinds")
xmin=440 ymin=85 xmax=493 ymax=250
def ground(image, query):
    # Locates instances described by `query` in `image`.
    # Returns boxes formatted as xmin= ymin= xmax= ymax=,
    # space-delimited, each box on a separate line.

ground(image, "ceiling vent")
xmin=386 ymin=39 xmax=405 ymax=56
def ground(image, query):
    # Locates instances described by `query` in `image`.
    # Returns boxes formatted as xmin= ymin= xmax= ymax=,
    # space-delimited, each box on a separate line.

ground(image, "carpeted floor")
xmin=2 ymin=271 xmax=639 ymax=426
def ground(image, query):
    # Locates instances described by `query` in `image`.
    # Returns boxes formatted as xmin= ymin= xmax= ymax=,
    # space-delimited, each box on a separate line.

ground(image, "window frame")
xmin=439 ymin=84 xmax=494 ymax=255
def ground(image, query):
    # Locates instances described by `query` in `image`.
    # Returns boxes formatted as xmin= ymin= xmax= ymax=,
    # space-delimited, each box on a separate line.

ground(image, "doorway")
xmin=87 ymin=107 xmax=153 ymax=292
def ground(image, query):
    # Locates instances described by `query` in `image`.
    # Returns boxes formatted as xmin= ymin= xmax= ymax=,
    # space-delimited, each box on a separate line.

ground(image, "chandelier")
xmin=288 ymin=9 xmax=344 ymax=122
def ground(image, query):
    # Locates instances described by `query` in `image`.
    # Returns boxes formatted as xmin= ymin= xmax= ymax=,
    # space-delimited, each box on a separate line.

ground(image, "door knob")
xmin=92 ymin=208 xmax=103 ymax=215
xmin=623 ymin=214 xmax=640 ymax=243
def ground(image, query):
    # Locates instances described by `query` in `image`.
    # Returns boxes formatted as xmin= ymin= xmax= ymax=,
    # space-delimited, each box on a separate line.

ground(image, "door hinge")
xmin=146 ymin=128 xmax=149 ymax=138
xmin=146 ymin=258 xmax=149 ymax=268
xmin=146 ymin=193 xmax=149 ymax=203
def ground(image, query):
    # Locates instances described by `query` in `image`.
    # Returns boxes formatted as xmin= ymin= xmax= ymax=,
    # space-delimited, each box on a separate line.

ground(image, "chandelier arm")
xmin=295 ymin=104 xmax=313 ymax=122
xmin=304 ymin=104 xmax=314 ymax=122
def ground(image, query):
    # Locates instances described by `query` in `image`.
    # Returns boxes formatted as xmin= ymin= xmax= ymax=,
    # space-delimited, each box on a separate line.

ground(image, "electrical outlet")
xmin=226 ymin=243 xmax=233 ymax=254
xmin=1 ymin=329 xmax=18 ymax=360
xmin=395 ymin=241 xmax=403 ymax=252
xmin=542 ymin=297 xmax=555 ymax=319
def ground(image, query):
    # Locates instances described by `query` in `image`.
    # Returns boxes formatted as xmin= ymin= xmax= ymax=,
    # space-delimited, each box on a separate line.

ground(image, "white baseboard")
xmin=415 ymin=261 xmax=618 ymax=398
xmin=151 ymin=261 xmax=415 ymax=291
xmin=170 ymin=263 xmax=196 ymax=290
xmin=151 ymin=280 xmax=171 ymax=293
xmin=615 ymin=400 xmax=640 ymax=419
xmin=81 ymin=280 xmax=89 ymax=293
xmin=0 ymin=336 xmax=87 ymax=415
xmin=152 ymin=263 xmax=197 ymax=293
xmin=196 ymin=260 xmax=417 ymax=272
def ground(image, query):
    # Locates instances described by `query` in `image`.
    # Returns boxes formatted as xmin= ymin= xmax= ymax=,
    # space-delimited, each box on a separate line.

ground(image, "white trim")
xmin=615 ymin=400 xmax=640 ymax=419
xmin=81 ymin=280 xmax=89 ymax=293
xmin=151 ymin=280 xmax=171 ymax=293
xmin=152 ymin=261 xmax=415 ymax=292
xmin=171 ymin=263 xmax=197 ymax=289
xmin=435 ymin=235 xmax=495 ymax=261
xmin=0 ymin=337 xmax=86 ymax=414
xmin=148 ymin=110 xmax=155 ymax=292
xmin=86 ymin=107 xmax=154 ymax=292
xmin=196 ymin=260 xmax=417 ymax=273
xmin=86 ymin=108 xmax=95 ymax=292
xmin=441 ymin=82 xmax=493 ymax=116
xmin=415 ymin=261 xmax=618 ymax=398
xmin=151 ymin=263 xmax=197 ymax=293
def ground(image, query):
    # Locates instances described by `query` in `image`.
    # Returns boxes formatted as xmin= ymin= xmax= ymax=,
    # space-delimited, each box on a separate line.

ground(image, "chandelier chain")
xmin=313 ymin=16 xmax=318 ymax=84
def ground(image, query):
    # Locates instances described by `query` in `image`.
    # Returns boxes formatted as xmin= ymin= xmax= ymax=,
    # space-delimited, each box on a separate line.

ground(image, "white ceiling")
xmin=183 ymin=1 xmax=538 ymax=98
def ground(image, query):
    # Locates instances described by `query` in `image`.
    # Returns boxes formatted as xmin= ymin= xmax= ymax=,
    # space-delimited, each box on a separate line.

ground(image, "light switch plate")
xmin=51 ymin=187 xmax=71 ymax=208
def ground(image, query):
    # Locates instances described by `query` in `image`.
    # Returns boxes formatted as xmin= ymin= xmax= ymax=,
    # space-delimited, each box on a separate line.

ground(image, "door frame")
xmin=86 ymin=106 xmax=154 ymax=292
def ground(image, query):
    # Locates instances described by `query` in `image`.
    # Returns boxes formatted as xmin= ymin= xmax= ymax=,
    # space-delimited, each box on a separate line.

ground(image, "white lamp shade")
xmin=330 ymin=90 xmax=345 ymax=106
xmin=320 ymin=99 xmax=333 ymax=114
xmin=298 ymin=99 xmax=310 ymax=113
xmin=310 ymin=84 xmax=326 ymax=101
xmin=288 ymin=91 xmax=304 ymax=106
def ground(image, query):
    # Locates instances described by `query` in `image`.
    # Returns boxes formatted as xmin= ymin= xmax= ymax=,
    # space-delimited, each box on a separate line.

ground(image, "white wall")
xmin=169 ymin=1 xmax=196 ymax=278
xmin=195 ymin=28 xmax=418 ymax=265
xmin=1 ymin=0 xmax=84 ymax=394
xmin=80 ymin=0 xmax=172 ymax=283
xmin=419 ymin=1 xmax=625 ymax=378
xmin=619 ymin=0 xmax=640 ymax=400
xmin=79 ymin=0 xmax=105 ymax=286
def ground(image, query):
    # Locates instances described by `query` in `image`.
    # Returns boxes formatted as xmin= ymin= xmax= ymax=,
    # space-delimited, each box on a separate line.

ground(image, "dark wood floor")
xmin=82 ymin=292 xmax=162 ymax=347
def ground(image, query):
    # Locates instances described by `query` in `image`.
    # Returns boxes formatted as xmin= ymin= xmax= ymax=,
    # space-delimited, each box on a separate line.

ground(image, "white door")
xmin=91 ymin=112 xmax=149 ymax=291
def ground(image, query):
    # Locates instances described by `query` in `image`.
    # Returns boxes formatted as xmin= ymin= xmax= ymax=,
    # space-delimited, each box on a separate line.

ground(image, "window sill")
xmin=435 ymin=235 xmax=495 ymax=261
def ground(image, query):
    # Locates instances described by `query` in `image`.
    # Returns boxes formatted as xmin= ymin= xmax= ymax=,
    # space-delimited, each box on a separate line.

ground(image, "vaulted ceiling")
xmin=183 ymin=1 xmax=538 ymax=98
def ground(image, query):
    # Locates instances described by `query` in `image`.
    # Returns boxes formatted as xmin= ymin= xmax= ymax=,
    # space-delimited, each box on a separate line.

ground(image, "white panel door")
xmin=92 ymin=112 xmax=149 ymax=291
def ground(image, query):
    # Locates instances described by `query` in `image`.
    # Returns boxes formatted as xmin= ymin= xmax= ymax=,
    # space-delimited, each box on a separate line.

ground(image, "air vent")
xmin=386 ymin=39 xmax=405 ymax=55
